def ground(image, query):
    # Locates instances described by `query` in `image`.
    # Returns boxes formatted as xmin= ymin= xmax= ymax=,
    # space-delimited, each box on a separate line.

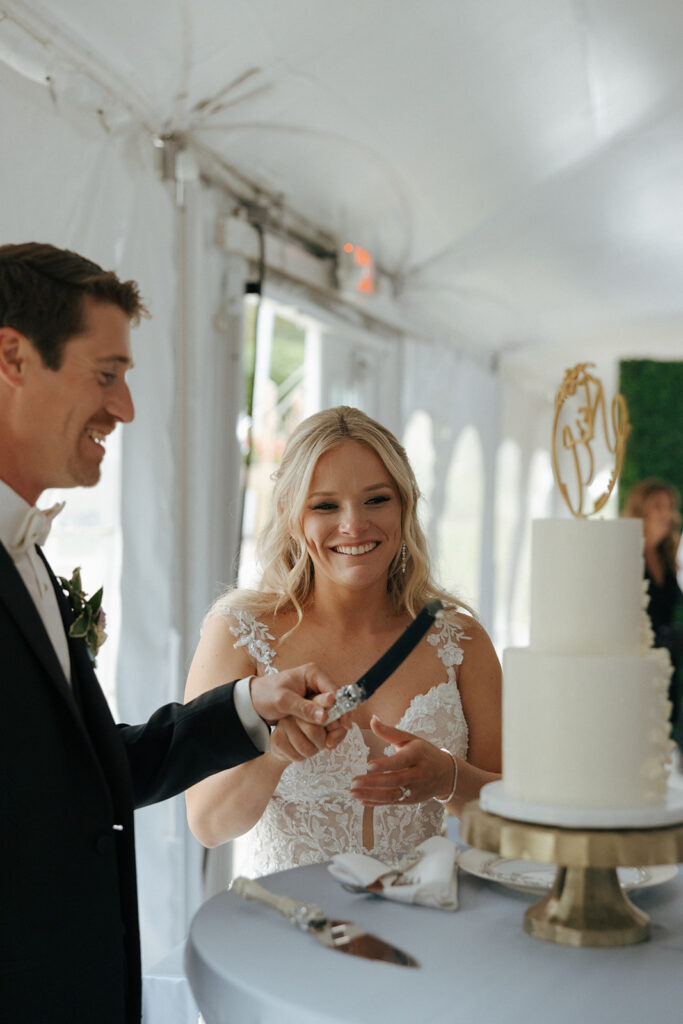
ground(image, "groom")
xmin=0 ymin=242 xmax=343 ymax=1023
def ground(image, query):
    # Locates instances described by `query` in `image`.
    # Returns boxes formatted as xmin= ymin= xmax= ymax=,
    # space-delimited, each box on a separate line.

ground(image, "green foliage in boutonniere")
xmin=58 ymin=567 xmax=107 ymax=665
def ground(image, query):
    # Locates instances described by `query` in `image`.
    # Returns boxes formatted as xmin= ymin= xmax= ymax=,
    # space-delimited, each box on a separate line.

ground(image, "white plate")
xmin=457 ymin=847 xmax=678 ymax=895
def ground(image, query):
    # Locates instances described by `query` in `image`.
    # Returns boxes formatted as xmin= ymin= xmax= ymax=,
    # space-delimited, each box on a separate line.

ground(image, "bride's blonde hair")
xmin=212 ymin=406 xmax=470 ymax=628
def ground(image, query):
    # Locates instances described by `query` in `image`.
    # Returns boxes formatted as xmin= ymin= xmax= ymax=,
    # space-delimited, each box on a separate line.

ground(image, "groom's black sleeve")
xmin=118 ymin=681 xmax=261 ymax=808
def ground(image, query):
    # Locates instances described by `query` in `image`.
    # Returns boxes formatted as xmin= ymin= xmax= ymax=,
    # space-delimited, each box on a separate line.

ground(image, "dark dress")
xmin=646 ymin=562 xmax=683 ymax=744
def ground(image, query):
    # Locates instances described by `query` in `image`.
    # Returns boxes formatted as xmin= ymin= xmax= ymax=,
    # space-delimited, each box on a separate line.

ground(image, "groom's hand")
xmin=250 ymin=663 xmax=339 ymax=729
xmin=268 ymin=691 xmax=350 ymax=762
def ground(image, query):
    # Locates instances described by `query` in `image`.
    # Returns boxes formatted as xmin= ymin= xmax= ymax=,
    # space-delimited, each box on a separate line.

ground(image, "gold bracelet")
xmin=434 ymin=748 xmax=458 ymax=804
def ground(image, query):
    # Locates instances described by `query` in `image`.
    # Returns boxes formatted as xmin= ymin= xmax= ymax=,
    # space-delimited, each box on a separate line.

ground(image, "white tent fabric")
xmin=0 ymin=60 xmax=189 ymax=964
xmin=2 ymin=0 xmax=683 ymax=967
xmin=4 ymin=0 xmax=683 ymax=370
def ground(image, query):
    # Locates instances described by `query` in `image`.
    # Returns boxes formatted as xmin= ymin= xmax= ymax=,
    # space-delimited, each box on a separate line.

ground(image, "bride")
xmin=185 ymin=406 xmax=501 ymax=878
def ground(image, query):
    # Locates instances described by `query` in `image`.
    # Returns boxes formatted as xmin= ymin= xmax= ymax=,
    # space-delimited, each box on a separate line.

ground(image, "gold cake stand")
xmin=460 ymin=801 xmax=683 ymax=947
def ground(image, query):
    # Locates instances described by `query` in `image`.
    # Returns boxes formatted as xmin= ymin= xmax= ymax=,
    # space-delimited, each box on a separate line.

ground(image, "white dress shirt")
xmin=0 ymin=479 xmax=71 ymax=682
xmin=233 ymin=677 xmax=269 ymax=751
xmin=0 ymin=478 xmax=269 ymax=749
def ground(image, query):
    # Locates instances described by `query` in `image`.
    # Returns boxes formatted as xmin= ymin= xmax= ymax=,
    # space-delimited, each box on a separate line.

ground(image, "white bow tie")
xmin=11 ymin=501 xmax=65 ymax=556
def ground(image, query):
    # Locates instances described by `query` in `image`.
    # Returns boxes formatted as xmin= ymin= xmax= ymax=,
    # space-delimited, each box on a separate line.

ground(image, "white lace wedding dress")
xmin=217 ymin=607 xmax=469 ymax=878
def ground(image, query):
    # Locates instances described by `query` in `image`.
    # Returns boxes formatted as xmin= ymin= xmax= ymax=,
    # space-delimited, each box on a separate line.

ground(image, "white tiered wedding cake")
xmin=501 ymin=517 xmax=673 ymax=811
xmin=481 ymin=363 xmax=679 ymax=827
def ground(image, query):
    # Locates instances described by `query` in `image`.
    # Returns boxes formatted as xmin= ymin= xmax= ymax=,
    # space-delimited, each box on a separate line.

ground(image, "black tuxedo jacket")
xmin=0 ymin=543 xmax=260 ymax=1023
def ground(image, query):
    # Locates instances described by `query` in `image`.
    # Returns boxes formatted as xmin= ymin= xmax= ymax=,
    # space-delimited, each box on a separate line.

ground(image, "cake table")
xmin=461 ymin=789 xmax=683 ymax=947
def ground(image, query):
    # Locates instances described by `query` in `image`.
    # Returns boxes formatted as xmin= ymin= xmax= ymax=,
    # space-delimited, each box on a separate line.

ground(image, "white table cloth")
xmin=185 ymin=826 xmax=683 ymax=1024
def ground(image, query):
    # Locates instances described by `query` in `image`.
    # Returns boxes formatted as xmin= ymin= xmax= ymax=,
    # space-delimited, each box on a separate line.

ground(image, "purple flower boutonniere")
xmin=59 ymin=567 xmax=107 ymax=665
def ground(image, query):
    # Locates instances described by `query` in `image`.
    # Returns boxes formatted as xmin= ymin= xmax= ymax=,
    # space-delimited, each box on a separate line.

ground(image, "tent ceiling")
xmin=4 ymin=0 xmax=683 ymax=370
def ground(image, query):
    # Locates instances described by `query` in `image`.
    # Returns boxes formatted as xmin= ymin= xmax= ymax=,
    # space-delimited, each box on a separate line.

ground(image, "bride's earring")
xmin=400 ymin=541 xmax=407 ymax=575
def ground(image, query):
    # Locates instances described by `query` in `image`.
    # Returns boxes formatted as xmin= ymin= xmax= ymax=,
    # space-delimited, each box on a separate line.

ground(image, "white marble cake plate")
xmin=456 ymin=847 xmax=677 ymax=894
xmin=480 ymin=780 xmax=683 ymax=829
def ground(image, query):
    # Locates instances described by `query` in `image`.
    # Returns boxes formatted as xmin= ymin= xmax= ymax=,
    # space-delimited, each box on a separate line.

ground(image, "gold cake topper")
xmin=552 ymin=363 xmax=631 ymax=517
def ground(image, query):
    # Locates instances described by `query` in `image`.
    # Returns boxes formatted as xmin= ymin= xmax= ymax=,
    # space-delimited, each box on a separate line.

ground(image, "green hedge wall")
xmin=618 ymin=360 xmax=683 ymax=510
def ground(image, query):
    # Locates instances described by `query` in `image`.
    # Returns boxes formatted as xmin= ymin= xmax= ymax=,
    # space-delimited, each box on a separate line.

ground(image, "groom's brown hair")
xmin=0 ymin=242 xmax=147 ymax=369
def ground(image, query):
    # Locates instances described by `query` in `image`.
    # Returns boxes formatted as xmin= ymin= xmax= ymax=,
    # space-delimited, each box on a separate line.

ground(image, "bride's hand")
xmin=349 ymin=715 xmax=456 ymax=805
xmin=269 ymin=694 xmax=351 ymax=764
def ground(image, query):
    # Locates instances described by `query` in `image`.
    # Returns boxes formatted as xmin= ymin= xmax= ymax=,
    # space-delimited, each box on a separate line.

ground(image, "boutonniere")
xmin=58 ymin=567 xmax=107 ymax=665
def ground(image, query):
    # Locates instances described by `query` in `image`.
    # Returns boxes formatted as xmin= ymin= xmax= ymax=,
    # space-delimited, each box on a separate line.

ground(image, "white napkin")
xmin=328 ymin=836 xmax=459 ymax=910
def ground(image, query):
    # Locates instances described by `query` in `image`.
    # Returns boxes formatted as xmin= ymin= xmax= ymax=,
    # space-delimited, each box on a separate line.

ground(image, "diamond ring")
xmin=399 ymin=785 xmax=411 ymax=802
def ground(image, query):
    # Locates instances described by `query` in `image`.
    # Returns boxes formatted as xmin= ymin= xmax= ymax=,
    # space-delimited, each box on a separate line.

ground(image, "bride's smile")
xmin=332 ymin=542 xmax=379 ymax=555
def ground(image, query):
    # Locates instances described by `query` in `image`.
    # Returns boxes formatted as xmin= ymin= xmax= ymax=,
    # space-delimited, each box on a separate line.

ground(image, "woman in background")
xmin=624 ymin=477 xmax=683 ymax=743
xmin=185 ymin=406 xmax=501 ymax=878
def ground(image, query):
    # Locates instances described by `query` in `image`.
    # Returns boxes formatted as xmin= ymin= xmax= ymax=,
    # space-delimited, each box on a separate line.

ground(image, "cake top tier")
xmin=529 ymin=518 xmax=647 ymax=656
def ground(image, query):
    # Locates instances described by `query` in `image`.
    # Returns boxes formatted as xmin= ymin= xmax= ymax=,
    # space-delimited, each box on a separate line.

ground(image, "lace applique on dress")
xmin=427 ymin=613 xmax=468 ymax=676
xmin=218 ymin=607 xmax=469 ymax=878
xmin=224 ymin=608 xmax=279 ymax=676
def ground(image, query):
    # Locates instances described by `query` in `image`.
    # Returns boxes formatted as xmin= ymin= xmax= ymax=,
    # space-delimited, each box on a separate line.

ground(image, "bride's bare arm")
xmin=443 ymin=618 xmax=502 ymax=814
xmin=184 ymin=614 xmax=340 ymax=847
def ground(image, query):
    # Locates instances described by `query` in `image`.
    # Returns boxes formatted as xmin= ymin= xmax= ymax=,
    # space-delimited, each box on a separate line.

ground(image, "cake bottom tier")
xmin=502 ymin=648 xmax=673 ymax=809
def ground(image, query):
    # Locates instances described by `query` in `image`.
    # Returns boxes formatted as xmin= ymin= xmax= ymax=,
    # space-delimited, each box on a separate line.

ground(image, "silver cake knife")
xmin=324 ymin=598 xmax=444 ymax=724
xmin=231 ymin=877 xmax=419 ymax=967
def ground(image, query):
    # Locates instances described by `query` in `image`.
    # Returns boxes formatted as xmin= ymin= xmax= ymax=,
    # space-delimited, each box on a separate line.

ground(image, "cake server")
xmin=324 ymin=598 xmax=444 ymax=724
xmin=231 ymin=877 xmax=419 ymax=967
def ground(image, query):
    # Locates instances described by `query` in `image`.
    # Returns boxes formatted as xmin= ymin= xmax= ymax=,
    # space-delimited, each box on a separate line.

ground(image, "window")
xmin=237 ymin=296 xmax=321 ymax=589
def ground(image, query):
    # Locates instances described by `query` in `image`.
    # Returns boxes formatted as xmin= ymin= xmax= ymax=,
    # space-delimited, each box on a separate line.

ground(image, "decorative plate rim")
xmin=457 ymin=847 xmax=678 ymax=894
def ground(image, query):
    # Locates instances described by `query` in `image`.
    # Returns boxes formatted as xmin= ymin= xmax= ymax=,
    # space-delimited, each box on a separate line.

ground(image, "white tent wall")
xmin=401 ymin=342 xmax=501 ymax=629
xmin=0 ymin=58 xmax=196 ymax=966
xmin=122 ymin=174 xmax=251 ymax=967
